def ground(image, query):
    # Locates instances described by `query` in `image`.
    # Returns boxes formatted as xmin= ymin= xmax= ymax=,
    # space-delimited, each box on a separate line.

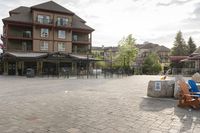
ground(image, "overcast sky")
xmin=1 ymin=0 xmax=200 ymax=48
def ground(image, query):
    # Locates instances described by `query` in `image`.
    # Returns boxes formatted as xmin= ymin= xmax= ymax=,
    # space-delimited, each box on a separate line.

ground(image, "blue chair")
xmin=188 ymin=80 xmax=200 ymax=97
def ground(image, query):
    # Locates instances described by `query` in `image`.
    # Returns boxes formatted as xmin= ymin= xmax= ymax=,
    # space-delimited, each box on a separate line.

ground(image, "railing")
xmin=171 ymin=68 xmax=198 ymax=76
xmin=36 ymin=18 xmax=52 ymax=25
xmin=22 ymin=32 xmax=32 ymax=38
xmin=56 ymin=21 xmax=68 ymax=27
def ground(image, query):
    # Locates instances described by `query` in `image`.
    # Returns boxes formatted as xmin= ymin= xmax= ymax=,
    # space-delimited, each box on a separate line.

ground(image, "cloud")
xmin=157 ymin=0 xmax=192 ymax=6
xmin=181 ymin=2 xmax=200 ymax=29
xmin=1 ymin=0 xmax=200 ymax=48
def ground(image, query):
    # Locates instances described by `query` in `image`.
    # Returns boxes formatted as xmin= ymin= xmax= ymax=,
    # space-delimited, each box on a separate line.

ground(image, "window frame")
xmin=58 ymin=30 xmax=66 ymax=39
xmin=37 ymin=15 xmax=50 ymax=24
xmin=57 ymin=17 xmax=69 ymax=26
xmin=40 ymin=41 xmax=48 ymax=51
xmin=41 ymin=28 xmax=49 ymax=38
xmin=57 ymin=42 xmax=65 ymax=52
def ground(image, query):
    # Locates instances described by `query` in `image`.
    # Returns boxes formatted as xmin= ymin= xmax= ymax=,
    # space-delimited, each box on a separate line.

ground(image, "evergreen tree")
xmin=187 ymin=37 xmax=196 ymax=55
xmin=171 ymin=31 xmax=188 ymax=56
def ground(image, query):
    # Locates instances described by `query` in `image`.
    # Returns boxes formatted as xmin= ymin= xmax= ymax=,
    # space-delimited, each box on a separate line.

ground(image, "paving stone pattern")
xmin=0 ymin=75 xmax=200 ymax=133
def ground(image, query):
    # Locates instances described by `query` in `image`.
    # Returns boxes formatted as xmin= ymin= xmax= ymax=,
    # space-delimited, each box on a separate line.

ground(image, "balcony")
xmin=7 ymin=30 xmax=32 ymax=40
xmin=23 ymin=31 xmax=32 ymax=38
xmin=56 ymin=21 xmax=67 ymax=27
xmin=35 ymin=18 xmax=53 ymax=26
xmin=72 ymin=44 xmax=90 ymax=54
xmin=7 ymin=40 xmax=33 ymax=52
xmin=72 ymin=35 xmax=90 ymax=44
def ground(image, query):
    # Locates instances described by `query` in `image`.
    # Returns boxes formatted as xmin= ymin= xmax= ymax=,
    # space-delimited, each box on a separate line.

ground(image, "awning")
xmin=169 ymin=56 xmax=188 ymax=62
xmin=3 ymin=52 xmax=101 ymax=62
xmin=69 ymin=54 xmax=100 ymax=61
xmin=3 ymin=52 xmax=48 ymax=58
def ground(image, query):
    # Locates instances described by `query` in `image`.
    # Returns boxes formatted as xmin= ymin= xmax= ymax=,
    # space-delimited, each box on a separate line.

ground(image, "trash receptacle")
xmin=26 ymin=68 xmax=35 ymax=78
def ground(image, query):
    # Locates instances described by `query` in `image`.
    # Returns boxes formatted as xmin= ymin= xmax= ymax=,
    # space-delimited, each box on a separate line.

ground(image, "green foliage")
xmin=187 ymin=37 xmax=196 ymax=55
xmin=171 ymin=31 xmax=188 ymax=56
xmin=142 ymin=53 xmax=162 ymax=75
xmin=96 ymin=61 xmax=106 ymax=69
xmin=113 ymin=34 xmax=138 ymax=69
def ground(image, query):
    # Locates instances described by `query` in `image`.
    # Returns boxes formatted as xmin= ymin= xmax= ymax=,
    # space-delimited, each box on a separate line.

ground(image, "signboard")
xmin=155 ymin=81 xmax=161 ymax=91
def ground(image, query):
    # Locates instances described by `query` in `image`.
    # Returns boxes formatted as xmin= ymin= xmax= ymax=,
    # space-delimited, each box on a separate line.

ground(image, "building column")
xmin=37 ymin=61 xmax=43 ymax=76
xmin=15 ymin=61 xmax=18 ymax=76
xmin=3 ymin=62 xmax=8 ymax=75
xmin=89 ymin=33 xmax=92 ymax=52
xmin=72 ymin=62 xmax=77 ymax=75
xmin=21 ymin=61 xmax=24 ymax=75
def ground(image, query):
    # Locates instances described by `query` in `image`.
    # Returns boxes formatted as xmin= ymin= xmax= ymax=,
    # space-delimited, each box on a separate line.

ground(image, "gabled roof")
xmin=3 ymin=9 xmax=32 ymax=23
xmin=72 ymin=15 xmax=94 ymax=31
xmin=154 ymin=45 xmax=170 ymax=52
xmin=31 ymin=1 xmax=74 ymax=15
xmin=9 ymin=6 xmax=30 ymax=14
xmin=2 ymin=1 xmax=94 ymax=32
xmin=141 ymin=43 xmax=159 ymax=49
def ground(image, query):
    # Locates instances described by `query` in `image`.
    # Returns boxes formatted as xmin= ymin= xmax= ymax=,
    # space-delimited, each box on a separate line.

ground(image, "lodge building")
xmin=1 ymin=1 xmax=94 ymax=76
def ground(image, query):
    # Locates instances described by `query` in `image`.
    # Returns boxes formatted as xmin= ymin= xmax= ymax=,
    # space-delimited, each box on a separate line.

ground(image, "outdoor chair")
xmin=188 ymin=80 xmax=200 ymax=97
xmin=177 ymin=80 xmax=200 ymax=109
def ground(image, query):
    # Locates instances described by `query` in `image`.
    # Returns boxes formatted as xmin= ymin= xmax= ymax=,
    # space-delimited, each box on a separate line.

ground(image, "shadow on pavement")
xmin=139 ymin=97 xmax=200 ymax=132
xmin=139 ymin=97 xmax=176 ymax=112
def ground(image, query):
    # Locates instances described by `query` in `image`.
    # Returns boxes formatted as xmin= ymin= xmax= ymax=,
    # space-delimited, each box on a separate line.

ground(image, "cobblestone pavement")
xmin=0 ymin=75 xmax=200 ymax=133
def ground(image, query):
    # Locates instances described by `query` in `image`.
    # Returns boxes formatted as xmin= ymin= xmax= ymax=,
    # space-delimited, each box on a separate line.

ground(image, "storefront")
xmin=2 ymin=52 xmax=96 ymax=76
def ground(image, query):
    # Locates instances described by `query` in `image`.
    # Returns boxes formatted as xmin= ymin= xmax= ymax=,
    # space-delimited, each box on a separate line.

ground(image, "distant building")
xmin=92 ymin=46 xmax=119 ymax=60
xmin=134 ymin=42 xmax=170 ymax=72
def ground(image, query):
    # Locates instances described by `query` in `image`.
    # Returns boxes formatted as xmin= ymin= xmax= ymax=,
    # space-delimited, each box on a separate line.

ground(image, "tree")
xmin=142 ymin=53 xmax=162 ymax=75
xmin=171 ymin=31 xmax=188 ymax=56
xmin=113 ymin=34 xmax=138 ymax=70
xmin=187 ymin=37 xmax=196 ymax=55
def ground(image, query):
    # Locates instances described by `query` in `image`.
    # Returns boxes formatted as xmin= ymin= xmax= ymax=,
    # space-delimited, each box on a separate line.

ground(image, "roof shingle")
xmin=31 ymin=1 xmax=74 ymax=15
xmin=72 ymin=15 xmax=94 ymax=31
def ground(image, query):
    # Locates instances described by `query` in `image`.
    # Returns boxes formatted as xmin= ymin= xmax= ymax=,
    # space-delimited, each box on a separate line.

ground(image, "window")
xmin=58 ymin=42 xmax=65 ymax=51
xmin=57 ymin=17 xmax=68 ymax=26
xmin=40 ymin=41 xmax=48 ymax=51
xmin=23 ymin=31 xmax=31 ymax=38
xmin=41 ymin=28 xmax=49 ymax=37
xmin=37 ymin=15 xmax=43 ymax=23
xmin=73 ymin=35 xmax=78 ymax=41
xmin=37 ymin=15 xmax=50 ymax=24
xmin=58 ymin=30 xmax=65 ymax=39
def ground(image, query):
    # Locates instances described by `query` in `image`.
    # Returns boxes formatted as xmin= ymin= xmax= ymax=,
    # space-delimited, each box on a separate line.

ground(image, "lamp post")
xmin=123 ymin=56 xmax=126 ymax=75
xmin=102 ymin=45 xmax=106 ymax=78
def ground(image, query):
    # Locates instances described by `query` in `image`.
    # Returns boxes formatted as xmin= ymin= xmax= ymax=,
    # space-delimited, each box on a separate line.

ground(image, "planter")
xmin=147 ymin=80 xmax=175 ymax=98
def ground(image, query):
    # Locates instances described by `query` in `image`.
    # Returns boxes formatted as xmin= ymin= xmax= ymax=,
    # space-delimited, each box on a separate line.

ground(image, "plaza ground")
xmin=0 ymin=75 xmax=200 ymax=133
